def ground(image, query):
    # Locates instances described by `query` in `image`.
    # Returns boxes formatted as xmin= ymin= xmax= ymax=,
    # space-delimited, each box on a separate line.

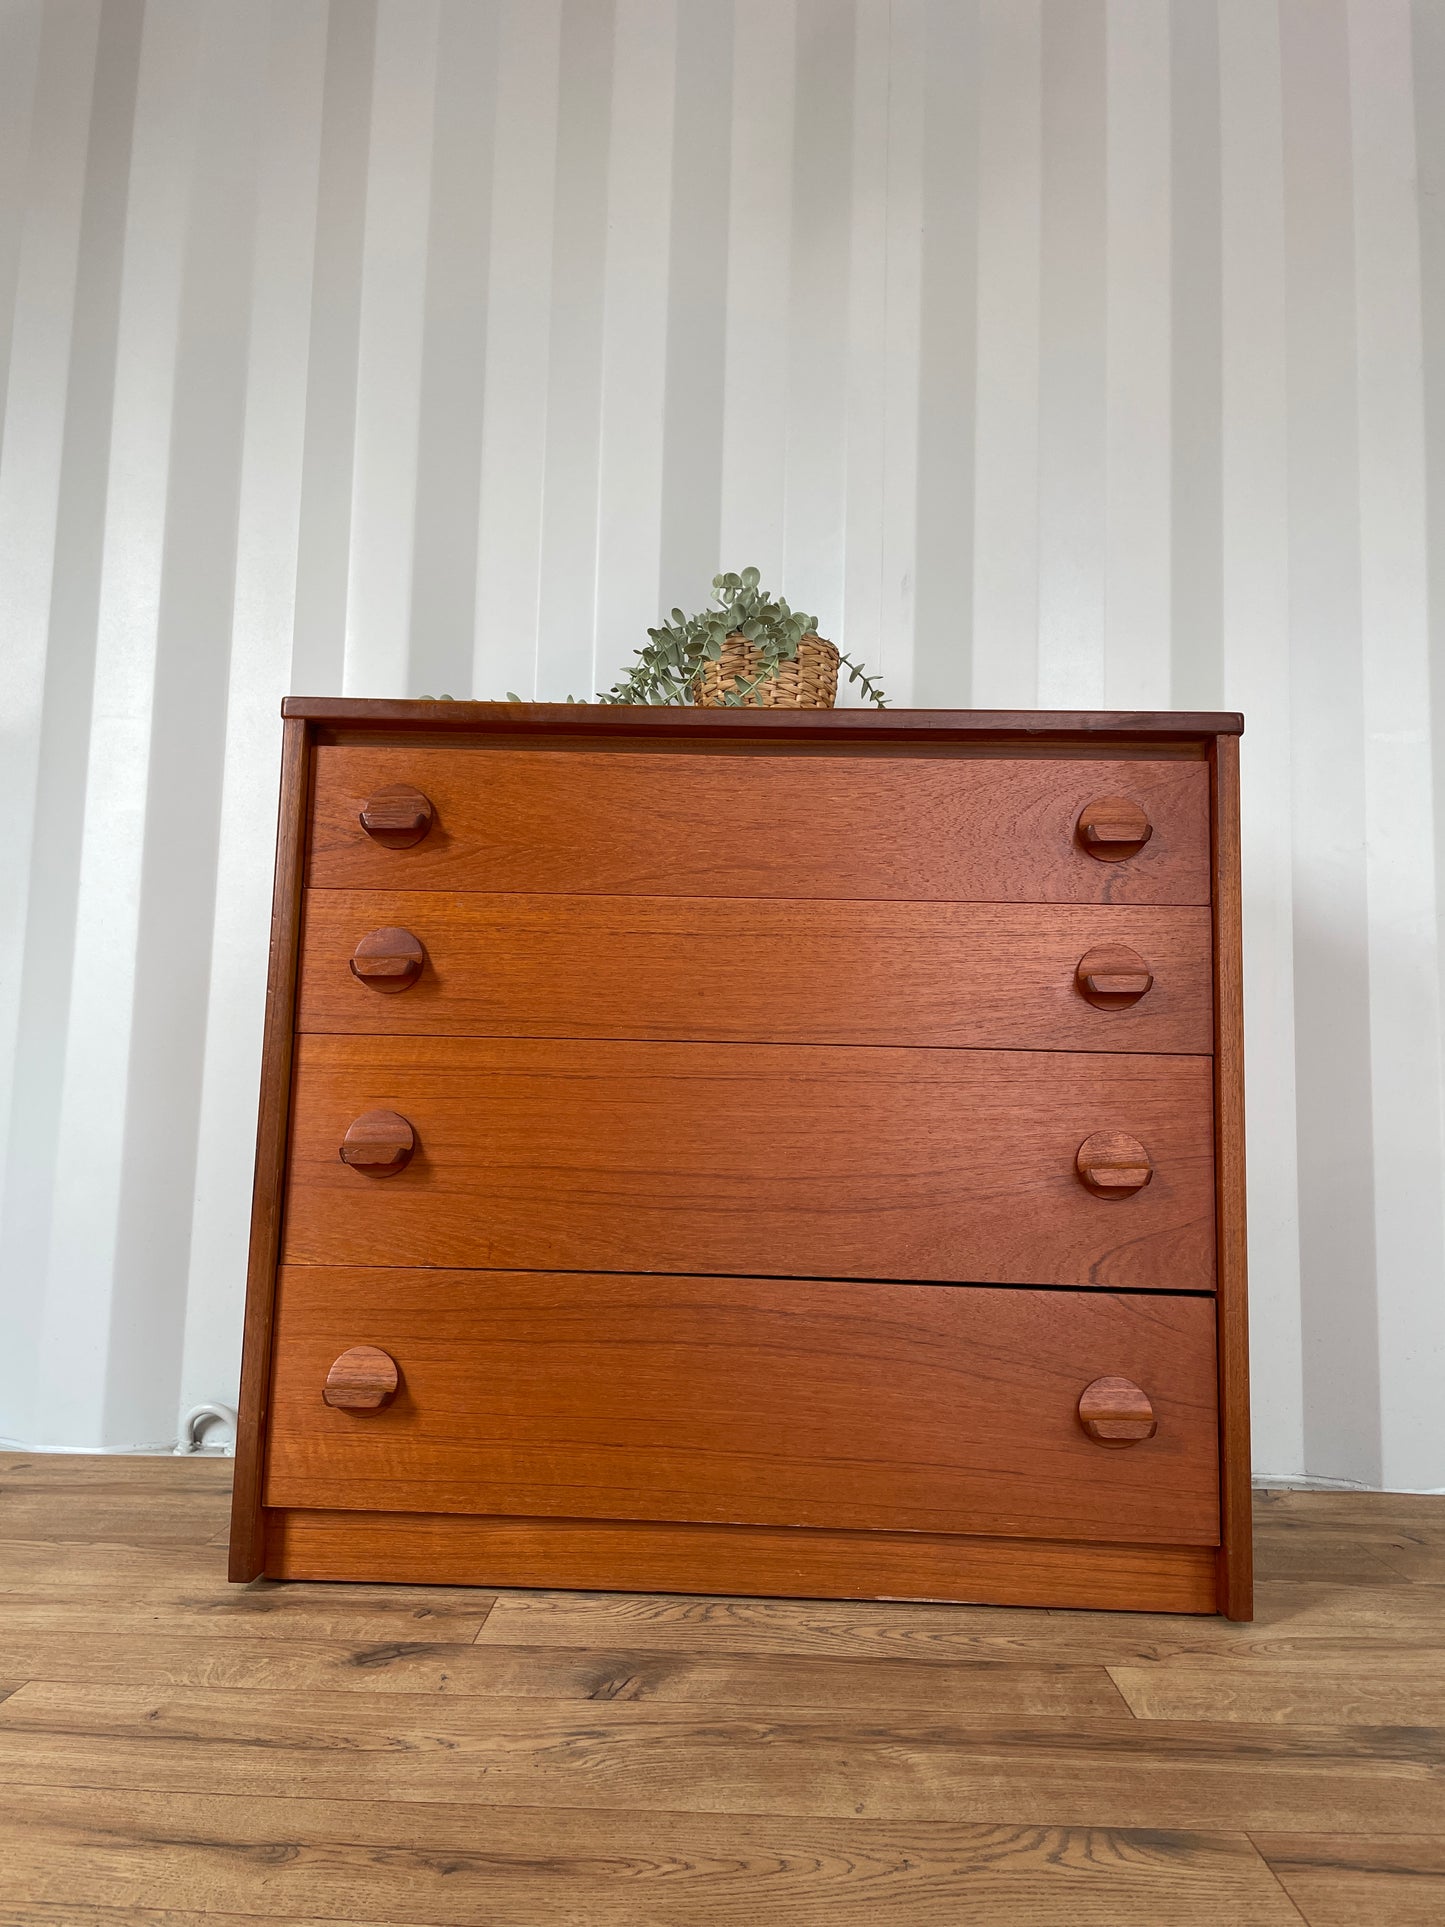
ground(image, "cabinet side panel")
xmin=1212 ymin=733 xmax=1252 ymax=1617
xmin=228 ymin=718 xmax=311 ymax=1579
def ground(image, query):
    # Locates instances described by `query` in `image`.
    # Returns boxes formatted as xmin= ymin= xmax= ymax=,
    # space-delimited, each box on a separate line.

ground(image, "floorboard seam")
xmin=1246 ymin=1831 xmax=1318 ymax=1925
xmin=1100 ymin=1665 xmax=1139 ymax=1717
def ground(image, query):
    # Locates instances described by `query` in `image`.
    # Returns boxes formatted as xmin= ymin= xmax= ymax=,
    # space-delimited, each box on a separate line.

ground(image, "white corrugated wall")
xmin=1 ymin=0 xmax=1442 ymax=1489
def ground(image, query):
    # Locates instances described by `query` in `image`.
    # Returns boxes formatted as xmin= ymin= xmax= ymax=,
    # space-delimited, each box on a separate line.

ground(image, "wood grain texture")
xmin=284 ymin=694 xmax=1245 ymax=742
xmin=280 ymin=1036 xmax=1217 ymax=1288
xmin=1253 ymin=1833 xmax=1445 ymax=1926
xmin=1075 ymin=942 xmax=1156 ymax=1008
xmin=1253 ymin=1487 xmax=1445 ymax=1585
xmin=0 ymin=1912 xmax=432 ymax=1927
xmin=357 ymin=781 xmax=433 ymax=847
xmin=0 ymin=1490 xmax=228 ymax=1547
xmin=0 ymin=1454 xmax=234 ymax=1488
xmin=231 ymin=705 xmax=1245 ymax=1620
xmin=1212 ymin=735 xmax=1253 ymax=1619
xmin=0 ymin=1452 xmax=232 ymax=1554
xmin=1076 ymin=793 xmax=1155 ymax=860
xmin=337 ymin=1108 xmax=414 ymax=1175
xmin=0 ymin=1585 xmax=493 ymax=1647
xmin=296 ymin=892 xmax=1216 ymax=1053
xmin=0 ymin=1787 xmax=1302 ymax=1927
xmin=321 ymin=1345 xmax=398 ymax=1411
xmin=473 ymin=1575 xmax=1445 ymax=1664
xmin=307 ymin=745 xmax=1212 ymax=903
xmin=347 ymin=923 xmax=424 ymax=988
xmin=4 ymin=1459 xmax=1443 ymax=1925
xmin=227 ymin=716 xmax=310 ymax=1582
xmin=1110 ymin=1660 xmax=1445 ymax=1726
xmin=262 ymin=1272 xmax=1219 ymax=1543
xmin=1075 ymin=1131 xmax=1154 ymax=1196
xmin=263 ymin=1510 xmax=1218 ymax=1611
xmin=0 ymin=1630 xmax=1124 ymax=1711
xmin=3 ymin=1680 xmax=1441 ymax=1832
xmin=1077 ymin=1376 xmax=1159 ymax=1445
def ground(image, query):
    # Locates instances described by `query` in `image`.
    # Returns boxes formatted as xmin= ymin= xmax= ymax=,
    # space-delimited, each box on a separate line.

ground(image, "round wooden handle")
xmin=1076 ymin=1131 xmax=1153 ymax=1196
xmin=1078 ymin=1375 xmax=1157 ymax=1445
xmin=1076 ymin=795 xmax=1153 ymax=861
xmin=324 ymin=1345 xmax=399 ymax=1412
xmin=339 ymin=1108 xmax=415 ymax=1176
xmin=1075 ymin=944 xmax=1154 ymax=1009
xmin=359 ymin=784 xmax=433 ymax=848
xmin=350 ymin=927 xmax=425 ymax=991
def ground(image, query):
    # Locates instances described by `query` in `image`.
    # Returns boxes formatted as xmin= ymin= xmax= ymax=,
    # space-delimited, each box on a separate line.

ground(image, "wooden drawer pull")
xmin=339 ymin=1109 xmax=415 ymax=1176
xmin=1076 ymin=1130 xmax=1153 ymax=1196
xmin=359 ymin=784 xmax=433 ymax=848
xmin=1078 ymin=1375 xmax=1157 ymax=1446
xmin=324 ymin=1345 xmax=399 ymax=1412
xmin=1075 ymin=944 xmax=1154 ymax=1009
xmin=1076 ymin=795 xmax=1152 ymax=861
xmin=350 ymin=927 xmax=425 ymax=991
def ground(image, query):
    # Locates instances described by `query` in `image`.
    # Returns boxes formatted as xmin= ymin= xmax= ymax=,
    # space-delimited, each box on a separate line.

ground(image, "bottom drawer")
xmin=264 ymin=1270 xmax=1220 ymax=1547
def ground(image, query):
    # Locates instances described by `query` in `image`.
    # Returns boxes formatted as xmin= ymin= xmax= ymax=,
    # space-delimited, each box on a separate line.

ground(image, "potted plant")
xmin=601 ymin=568 xmax=887 ymax=708
xmin=491 ymin=568 xmax=886 ymax=709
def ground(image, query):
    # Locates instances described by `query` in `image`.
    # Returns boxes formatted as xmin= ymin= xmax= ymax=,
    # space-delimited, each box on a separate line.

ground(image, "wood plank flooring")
xmin=0 ymin=1459 xmax=1441 ymax=1924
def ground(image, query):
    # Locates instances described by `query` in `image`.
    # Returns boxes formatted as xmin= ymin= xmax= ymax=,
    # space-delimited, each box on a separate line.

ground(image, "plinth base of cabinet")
xmin=260 ymin=1508 xmax=1226 ymax=1615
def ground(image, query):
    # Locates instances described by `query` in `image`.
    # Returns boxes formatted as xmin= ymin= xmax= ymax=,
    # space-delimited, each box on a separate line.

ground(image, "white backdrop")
xmin=2 ymin=0 xmax=1443 ymax=1490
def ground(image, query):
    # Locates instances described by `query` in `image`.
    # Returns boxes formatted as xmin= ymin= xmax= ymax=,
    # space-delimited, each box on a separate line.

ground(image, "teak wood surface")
xmin=262 ymin=1271 xmax=1220 ymax=1544
xmin=287 ymin=694 xmax=1245 ymax=741
xmin=309 ymin=744 xmax=1213 ymax=902
xmin=5 ymin=1457 xmax=1440 ymax=1926
xmin=230 ymin=702 xmax=1249 ymax=1617
xmin=267 ymin=1511 xmax=1220 ymax=1611
xmin=297 ymin=891 xmax=1215 ymax=1053
xmin=228 ymin=717 xmax=310 ymax=1581
xmin=1211 ymin=734 xmax=1253 ymax=1618
xmin=280 ymin=1034 xmax=1217 ymax=1287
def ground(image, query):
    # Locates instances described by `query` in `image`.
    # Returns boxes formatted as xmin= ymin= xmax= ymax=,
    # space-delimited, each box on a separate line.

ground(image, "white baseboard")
xmin=1255 ymin=1472 xmax=1445 ymax=1495
xmin=0 ymin=1438 xmax=232 ymax=1456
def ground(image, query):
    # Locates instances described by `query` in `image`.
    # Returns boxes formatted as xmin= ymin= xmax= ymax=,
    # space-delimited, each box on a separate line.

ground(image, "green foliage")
xmin=491 ymin=568 xmax=888 ymax=707
xmin=593 ymin=567 xmax=888 ymax=709
xmin=834 ymin=649 xmax=889 ymax=709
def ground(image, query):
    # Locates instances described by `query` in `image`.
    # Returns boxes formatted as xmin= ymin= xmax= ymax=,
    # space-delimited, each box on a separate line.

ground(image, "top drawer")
xmin=309 ymin=746 xmax=1211 ymax=903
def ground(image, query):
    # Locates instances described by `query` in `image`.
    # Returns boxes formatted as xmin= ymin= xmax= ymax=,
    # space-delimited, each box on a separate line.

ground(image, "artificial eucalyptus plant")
xmin=593 ymin=567 xmax=887 ymax=708
xmin=484 ymin=568 xmax=889 ymax=707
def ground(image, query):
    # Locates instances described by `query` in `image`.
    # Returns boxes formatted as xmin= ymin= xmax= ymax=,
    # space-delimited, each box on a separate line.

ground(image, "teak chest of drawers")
xmin=231 ymin=700 xmax=1250 ymax=1619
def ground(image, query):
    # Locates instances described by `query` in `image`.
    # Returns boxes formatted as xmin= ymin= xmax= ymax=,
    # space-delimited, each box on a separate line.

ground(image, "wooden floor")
xmin=0 ymin=1459 xmax=1442 ymax=1925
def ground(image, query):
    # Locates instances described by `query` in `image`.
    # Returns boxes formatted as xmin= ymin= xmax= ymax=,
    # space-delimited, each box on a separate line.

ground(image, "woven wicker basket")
xmin=696 ymin=631 xmax=839 ymax=709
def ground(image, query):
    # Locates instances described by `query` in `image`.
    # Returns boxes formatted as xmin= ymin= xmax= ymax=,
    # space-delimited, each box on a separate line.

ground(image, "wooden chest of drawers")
xmin=231 ymin=702 xmax=1250 ymax=1618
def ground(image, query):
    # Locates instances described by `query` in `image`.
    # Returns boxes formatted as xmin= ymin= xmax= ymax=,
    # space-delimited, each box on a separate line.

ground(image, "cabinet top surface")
xmin=283 ymin=699 xmax=1243 ymax=743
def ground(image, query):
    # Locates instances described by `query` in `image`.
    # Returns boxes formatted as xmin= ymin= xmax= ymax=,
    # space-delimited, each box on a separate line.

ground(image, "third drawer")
xmin=281 ymin=1036 xmax=1216 ymax=1289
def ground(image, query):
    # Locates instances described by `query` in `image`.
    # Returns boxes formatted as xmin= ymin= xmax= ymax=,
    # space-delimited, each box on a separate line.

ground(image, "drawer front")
xmin=281 ymin=1036 xmax=1215 ymax=1289
xmin=297 ymin=892 xmax=1214 ymax=1054
xmin=262 ymin=1271 xmax=1221 ymax=1545
xmin=308 ymin=746 xmax=1211 ymax=903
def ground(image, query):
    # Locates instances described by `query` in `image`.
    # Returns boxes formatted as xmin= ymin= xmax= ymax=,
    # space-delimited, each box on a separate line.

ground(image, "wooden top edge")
xmin=282 ymin=699 xmax=1244 ymax=740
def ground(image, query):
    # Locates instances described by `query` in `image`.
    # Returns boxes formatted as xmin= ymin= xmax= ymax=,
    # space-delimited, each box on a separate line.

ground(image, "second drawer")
xmin=263 ymin=1270 xmax=1220 ymax=1545
xmin=297 ymin=892 xmax=1214 ymax=1053
xmin=281 ymin=1036 xmax=1216 ymax=1289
